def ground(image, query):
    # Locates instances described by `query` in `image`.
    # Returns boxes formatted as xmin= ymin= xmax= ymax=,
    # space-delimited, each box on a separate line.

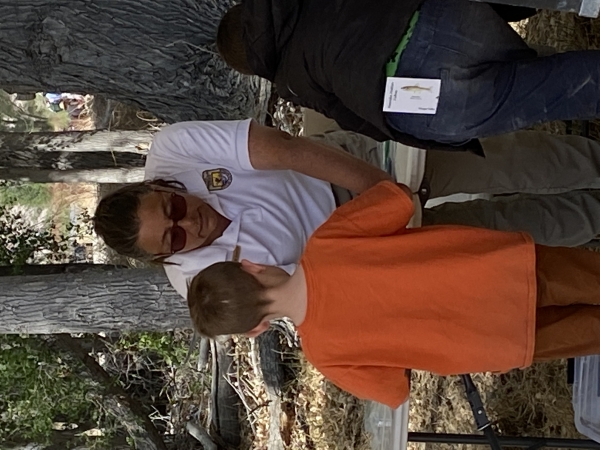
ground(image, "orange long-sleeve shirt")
xmin=297 ymin=181 xmax=537 ymax=408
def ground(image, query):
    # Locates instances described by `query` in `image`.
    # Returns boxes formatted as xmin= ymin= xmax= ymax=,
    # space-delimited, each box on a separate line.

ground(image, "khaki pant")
xmin=534 ymin=245 xmax=600 ymax=361
xmin=423 ymin=132 xmax=600 ymax=247
xmin=308 ymin=118 xmax=600 ymax=246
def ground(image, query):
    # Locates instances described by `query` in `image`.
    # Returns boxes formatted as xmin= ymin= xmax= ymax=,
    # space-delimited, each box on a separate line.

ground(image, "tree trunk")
xmin=0 ymin=0 xmax=260 ymax=123
xmin=0 ymin=130 xmax=153 ymax=154
xmin=0 ymin=167 xmax=145 ymax=183
xmin=0 ymin=266 xmax=190 ymax=334
xmin=0 ymin=263 xmax=126 ymax=276
xmin=0 ymin=129 xmax=149 ymax=182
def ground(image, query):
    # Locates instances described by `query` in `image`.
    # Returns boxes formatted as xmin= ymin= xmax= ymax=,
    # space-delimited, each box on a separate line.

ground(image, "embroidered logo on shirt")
xmin=202 ymin=168 xmax=232 ymax=191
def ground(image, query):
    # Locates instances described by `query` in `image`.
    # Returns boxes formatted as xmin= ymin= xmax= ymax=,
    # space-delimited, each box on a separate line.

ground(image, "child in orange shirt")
xmin=187 ymin=181 xmax=600 ymax=408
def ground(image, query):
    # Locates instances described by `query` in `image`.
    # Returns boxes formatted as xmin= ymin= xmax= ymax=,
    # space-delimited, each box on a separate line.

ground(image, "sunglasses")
xmin=168 ymin=192 xmax=187 ymax=253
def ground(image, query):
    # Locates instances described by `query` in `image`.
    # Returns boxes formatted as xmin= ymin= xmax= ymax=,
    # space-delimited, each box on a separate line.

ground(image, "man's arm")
xmin=324 ymin=181 xmax=415 ymax=238
xmin=247 ymin=120 xmax=394 ymax=194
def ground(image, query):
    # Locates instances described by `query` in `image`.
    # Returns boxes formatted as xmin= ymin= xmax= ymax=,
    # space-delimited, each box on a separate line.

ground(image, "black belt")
xmin=330 ymin=184 xmax=353 ymax=207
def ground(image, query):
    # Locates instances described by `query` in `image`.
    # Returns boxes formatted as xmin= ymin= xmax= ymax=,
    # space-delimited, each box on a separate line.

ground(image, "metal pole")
xmin=461 ymin=374 xmax=503 ymax=450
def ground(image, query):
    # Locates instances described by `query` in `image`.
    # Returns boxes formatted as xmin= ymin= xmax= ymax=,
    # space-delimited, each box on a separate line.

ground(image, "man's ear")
xmin=245 ymin=320 xmax=270 ymax=338
xmin=241 ymin=259 xmax=267 ymax=275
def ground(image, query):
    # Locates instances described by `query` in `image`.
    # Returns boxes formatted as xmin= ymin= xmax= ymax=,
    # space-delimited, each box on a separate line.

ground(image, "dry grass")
xmin=233 ymin=336 xmax=582 ymax=450
xmin=232 ymin=334 xmax=371 ymax=450
xmin=88 ymin=95 xmax=161 ymax=131
xmin=50 ymin=183 xmax=98 ymax=213
xmin=291 ymin=353 xmax=371 ymax=450
xmin=407 ymin=362 xmax=582 ymax=450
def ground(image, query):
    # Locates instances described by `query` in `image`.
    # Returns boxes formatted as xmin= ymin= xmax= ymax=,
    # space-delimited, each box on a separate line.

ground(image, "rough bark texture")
xmin=215 ymin=338 xmax=241 ymax=449
xmin=0 ymin=167 xmax=145 ymax=183
xmin=0 ymin=0 xmax=260 ymax=123
xmin=0 ymin=129 xmax=149 ymax=182
xmin=257 ymin=330 xmax=286 ymax=449
xmin=0 ymin=266 xmax=190 ymax=334
xmin=257 ymin=330 xmax=286 ymax=392
xmin=0 ymin=150 xmax=145 ymax=170
xmin=0 ymin=263 xmax=126 ymax=276
xmin=0 ymin=129 xmax=153 ymax=154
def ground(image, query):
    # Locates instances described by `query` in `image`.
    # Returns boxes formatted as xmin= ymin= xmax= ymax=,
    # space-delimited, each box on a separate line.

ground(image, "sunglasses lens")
xmin=170 ymin=193 xmax=186 ymax=222
xmin=170 ymin=226 xmax=186 ymax=253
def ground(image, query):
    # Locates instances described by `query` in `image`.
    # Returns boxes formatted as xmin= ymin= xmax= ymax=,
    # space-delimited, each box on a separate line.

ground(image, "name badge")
xmin=383 ymin=77 xmax=441 ymax=114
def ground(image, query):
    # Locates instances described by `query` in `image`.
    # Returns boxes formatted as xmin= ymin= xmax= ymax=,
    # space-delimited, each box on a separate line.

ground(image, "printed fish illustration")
xmin=401 ymin=85 xmax=433 ymax=93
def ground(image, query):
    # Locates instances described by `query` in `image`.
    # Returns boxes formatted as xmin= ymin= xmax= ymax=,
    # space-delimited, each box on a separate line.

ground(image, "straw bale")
xmin=407 ymin=360 xmax=584 ymax=450
xmin=291 ymin=353 xmax=371 ymax=450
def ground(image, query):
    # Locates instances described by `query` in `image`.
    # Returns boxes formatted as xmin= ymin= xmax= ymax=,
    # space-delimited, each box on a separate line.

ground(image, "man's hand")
xmin=247 ymin=120 xmax=394 ymax=194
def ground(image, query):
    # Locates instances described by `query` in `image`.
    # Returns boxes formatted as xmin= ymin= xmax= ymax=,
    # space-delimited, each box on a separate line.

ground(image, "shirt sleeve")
xmin=278 ymin=262 xmax=298 ymax=276
xmin=147 ymin=119 xmax=254 ymax=175
xmin=321 ymin=181 xmax=415 ymax=238
xmin=325 ymin=365 xmax=410 ymax=409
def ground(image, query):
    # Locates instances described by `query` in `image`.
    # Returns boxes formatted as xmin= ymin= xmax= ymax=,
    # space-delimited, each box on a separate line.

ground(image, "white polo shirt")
xmin=145 ymin=119 xmax=336 ymax=298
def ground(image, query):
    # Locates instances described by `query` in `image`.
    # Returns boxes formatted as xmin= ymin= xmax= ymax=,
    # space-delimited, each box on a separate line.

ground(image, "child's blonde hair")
xmin=187 ymin=261 xmax=271 ymax=338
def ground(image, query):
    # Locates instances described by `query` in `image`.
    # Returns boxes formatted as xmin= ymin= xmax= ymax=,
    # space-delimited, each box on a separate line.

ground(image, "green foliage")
xmin=46 ymin=109 xmax=71 ymax=131
xmin=0 ymin=205 xmax=63 ymax=271
xmin=0 ymin=188 xmax=95 ymax=271
xmin=0 ymin=186 xmax=105 ymax=446
xmin=0 ymin=90 xmax=69 ymax=132
xmin=0 ymin=335 xmax=98 ymax=445
xmin=116 ymin=332 xmax=190 ymax=367
xmin=0 ymin=181 xmax=52 ymax=208
xmin=0 ymin=206 xmax=101 ymax=446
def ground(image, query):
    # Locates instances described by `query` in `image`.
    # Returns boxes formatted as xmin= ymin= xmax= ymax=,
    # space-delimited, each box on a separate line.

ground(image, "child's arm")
xmin=321 ymin=181 xmax=415 ymax=238
xmin=325 ymin=365 xmax=411 ymax=409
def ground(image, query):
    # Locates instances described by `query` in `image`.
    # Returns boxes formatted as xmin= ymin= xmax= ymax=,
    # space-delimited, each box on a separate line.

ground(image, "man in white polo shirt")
xmin=94 ymin=119 xmax=393 ymax=298
xmin=95 ymin=117 xmax=600 ymax=299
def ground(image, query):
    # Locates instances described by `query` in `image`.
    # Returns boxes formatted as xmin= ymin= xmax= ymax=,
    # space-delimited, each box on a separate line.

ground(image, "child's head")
xmin=217 ymin=4 xmax=255 ymax=76
xmin=187 ymin=261 xmax=272 ymax=338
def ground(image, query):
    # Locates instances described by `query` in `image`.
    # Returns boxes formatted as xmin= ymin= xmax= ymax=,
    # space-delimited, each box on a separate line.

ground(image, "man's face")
xmin=136 ymin=190 xmax=223 ymax=256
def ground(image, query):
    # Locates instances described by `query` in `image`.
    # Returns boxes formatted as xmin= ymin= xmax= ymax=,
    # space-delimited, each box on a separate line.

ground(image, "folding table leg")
xmin=406 ymin=373 xmax=600 ymax=449
xmin=461 ymin=374 xmax=503 ymax=450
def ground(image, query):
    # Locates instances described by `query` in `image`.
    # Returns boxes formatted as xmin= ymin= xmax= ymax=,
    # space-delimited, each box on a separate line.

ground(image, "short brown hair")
xmin=187 ymin=261 xmax=271 ymax=338
xmin=217 ymin=4 xmax=255 ymax=75
xmin=93 ymin=179 xmax=185 ymax=260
